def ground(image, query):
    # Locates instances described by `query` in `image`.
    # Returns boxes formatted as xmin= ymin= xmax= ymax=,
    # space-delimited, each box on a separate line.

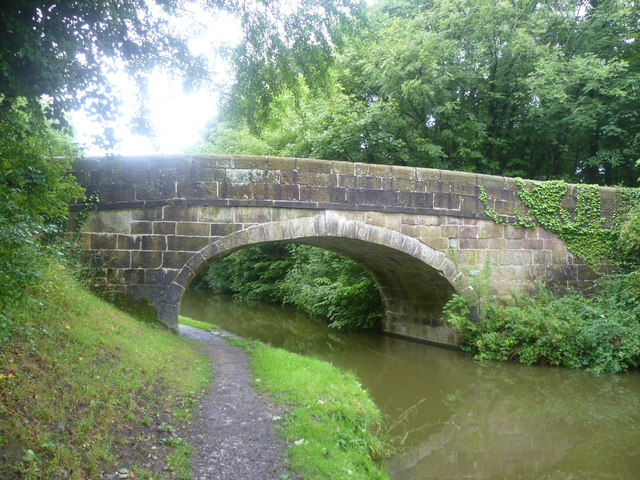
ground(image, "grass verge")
xmin=231 ymin=338 xmax=390 ymax=480
xmin=178 ymin=315 xmax=219 ymax=331
xmin=0 ymin=263 xmax=211 ymax=479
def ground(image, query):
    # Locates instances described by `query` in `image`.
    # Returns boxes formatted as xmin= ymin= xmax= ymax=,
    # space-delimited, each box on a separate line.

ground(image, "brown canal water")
xmin=180 ymin=289 xmax=640 ymax=480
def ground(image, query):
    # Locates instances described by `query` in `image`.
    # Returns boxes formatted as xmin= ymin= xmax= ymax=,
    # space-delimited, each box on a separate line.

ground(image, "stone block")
xmin=167 ymin=235 xmax=210 ymax=252
xmin=523 ymin=238 xmax=544 ymax=250
xmin=337 ymin=174 xmax=356 ymax=188
xmin=478 ymin=222 xmax=504 ymax=239
xmin=459 ymin=195 xmax=481 ymax=214
xmin=141 ymin=235 xmax=167 ymax=251
xmin=84 ymin=210 xmax=131 ymax=234
xmin=176 ymin=181 xmax=218 ymax=199
xmin=415 ymin=168 xmax=440 ymax=182
xmin=131 ymin=207 xmax=163 ymax=221
xmin=233 ymin=155 xmax=268 ymax=169
xmin=154 ymin=165 xmax=192 ymax=182
xmin=459 ymin=226 xmax=478 ymax=238
xmin=331 ymin=160 xmax=355 ymax=175
xmin=506 ymin=239 xmax=523 ymax=249
xmin=267 ymin=156 xmax=297 ymax=171
xmin=131 ymin=221 xmax=152 ymax=234
xmin=134 ymin=181 xmax=176 ymax=200
xmin=210 ymin=223 xmax=241 ymax=237
xmin=390 ymin=165 xmax=416 ymax=180
xmin=418 ymin=226 xmax=442 ymax=238
xmin=393 ymin=177 xmax=418 ymax=191
xmin=106 ymin=268 xmax=145 ymax=286
xmin=234 ymin=207 xmax=272 ymax=224
xmin=162 ymin=251 xmax=195 ymax=269
xmin=356 ymin=176 xmax=382 ymax=190
xmin=451 ymin=182 xmax=478 ymax=196
xmin=199 ymin=206 xmax=234 ymax=223
xmin=117 ymin=234 xmax=141 ymax=250
xmin=384 ymin=214 xmax=402 ymax=230
xmin=532 ymin=250 xmax=552 ymax=265
xmin=425 ymin=236 xmax=449 ymax=251
xmin=267 ymin=183 xmax=300 ymax=201
xmin=298 ymin=158 xmax=332 ymax=173
xmin=90 ymin=233 xmax=117 ymax=250
xmin=153 ymin=221 xmax=176 ymax=235
xmin=440 ymin=225 xmax=458 ymax=238
xmin=444 ymin=216 xmax=464 ymax=225
xmin=192 ymin=154 xmax=235 ymax=169
xmin=398 ymin=191 xmax=433 ymax=209
xmin=145 ymin=268 xmax=175 ymax=285
xmin=505 ymin=225 xmax=526 ymax=239
xmin=500 ymin=250 xmax=532 ymax=266
xmin=131 ymin=251 xmax=162 ymax=269
xmin=101 ymin=250 xmax=131 ymax=268
xmin=89 ymin=184 xmax=136 ymax=202
xmin=163 ymin=206 xmax=199 ymax=222
xmin=278 ymin=170 xmax=296 ymax=185
xmin=476 ymin=172 xmax=508 ymax=188
xmin=346 ymin=189 xmax=398 ymax=206
xmin=176 ymin=222 xmax=210 ymax=236
xmin=225 ymin=169 xmax=267 ymax=184
xmin=297 ymin=171 xmax=337 ymax=187
xmin=434 ymin=193 xmax=459 ymax=210
xmin=197 ymin=168 xmax=226 ymax=182
xmin=354 ymin=163 xmax=370 ymax=175
xmin=223 ymin=182 xmax=255 ymax=199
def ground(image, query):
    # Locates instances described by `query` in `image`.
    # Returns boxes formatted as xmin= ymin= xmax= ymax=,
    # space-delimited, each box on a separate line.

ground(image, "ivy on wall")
xmin=479 ymin=180 xmax=640 ymax=268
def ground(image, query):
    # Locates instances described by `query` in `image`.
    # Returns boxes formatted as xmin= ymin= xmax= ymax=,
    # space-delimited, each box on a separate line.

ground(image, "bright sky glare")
xmin=72 ymin=1 xmax=377 ymax=156
xmin=71 ymin=6 xmax=241 ymax=156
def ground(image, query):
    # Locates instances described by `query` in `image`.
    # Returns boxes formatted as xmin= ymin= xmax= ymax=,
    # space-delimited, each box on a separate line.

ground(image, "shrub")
xmin=445 ymin=274 xmax=640 ymax=373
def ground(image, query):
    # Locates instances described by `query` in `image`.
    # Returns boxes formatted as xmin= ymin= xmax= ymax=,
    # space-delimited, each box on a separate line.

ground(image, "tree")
xmin=0 ymin=0 xmax=363 ymax=135
xmin=202 ymin=0 xmax=640 ymax=186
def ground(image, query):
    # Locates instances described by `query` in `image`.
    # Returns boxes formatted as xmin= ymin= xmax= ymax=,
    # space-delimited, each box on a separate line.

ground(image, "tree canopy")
xmin=201 ymin=0 xmax=640 ymax=186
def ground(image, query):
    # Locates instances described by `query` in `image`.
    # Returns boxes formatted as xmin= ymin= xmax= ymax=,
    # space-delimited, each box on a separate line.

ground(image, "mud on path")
xmin=179 ymin=325 xmax=291 ymax=480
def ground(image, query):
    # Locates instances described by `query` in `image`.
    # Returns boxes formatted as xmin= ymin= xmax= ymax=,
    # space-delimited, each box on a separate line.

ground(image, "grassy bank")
xmin=243 ymin=340 xmax=390 ymax=480
xmin=0 ymin=264 xmax=211 ymax=479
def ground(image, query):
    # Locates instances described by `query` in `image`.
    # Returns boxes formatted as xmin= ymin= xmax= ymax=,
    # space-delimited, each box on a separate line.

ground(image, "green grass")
xmin=0 ymin=263 xmax=212 ymax=479
xmin=179 ymin=315 xmax=219 ymax=331
xmin=234 ymin=338 xmax=390 ymax=480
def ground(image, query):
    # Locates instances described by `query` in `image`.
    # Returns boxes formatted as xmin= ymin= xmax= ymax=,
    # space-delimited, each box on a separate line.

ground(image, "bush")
xmin=445 ymin=273 xmax=640 ymax=373
xmin=194 ymin=243 xmax=384 ymax=330
xmin=0 ymin=97 xmax=83 ymax=340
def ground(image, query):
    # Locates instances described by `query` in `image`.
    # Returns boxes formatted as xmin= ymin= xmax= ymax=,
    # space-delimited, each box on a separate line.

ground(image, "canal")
xmin=180 ymin=289 xmax=640 ymax=479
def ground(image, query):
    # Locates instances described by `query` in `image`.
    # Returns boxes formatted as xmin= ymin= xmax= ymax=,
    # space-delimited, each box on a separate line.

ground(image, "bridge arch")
xmin=159 ymin=211 xmax=460 ymax=344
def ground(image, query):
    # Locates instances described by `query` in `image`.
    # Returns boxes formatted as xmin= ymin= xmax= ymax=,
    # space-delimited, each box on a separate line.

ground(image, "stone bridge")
xmin=70 ymin=155 xmax=616 ymax=346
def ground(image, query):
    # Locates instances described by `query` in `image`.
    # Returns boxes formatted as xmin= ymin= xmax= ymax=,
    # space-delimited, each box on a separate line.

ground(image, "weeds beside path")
xmin=179 ymin=325 xmax=290 ymax=480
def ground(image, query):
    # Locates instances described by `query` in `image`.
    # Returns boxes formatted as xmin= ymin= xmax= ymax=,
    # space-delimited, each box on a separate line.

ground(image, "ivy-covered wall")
xmin=480 ymin=179 xmax=640 ymax=269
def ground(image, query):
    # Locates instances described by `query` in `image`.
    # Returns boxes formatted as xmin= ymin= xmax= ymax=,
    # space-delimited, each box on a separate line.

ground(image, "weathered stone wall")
xmin=71 ymin=154 xmax=611 ymax=346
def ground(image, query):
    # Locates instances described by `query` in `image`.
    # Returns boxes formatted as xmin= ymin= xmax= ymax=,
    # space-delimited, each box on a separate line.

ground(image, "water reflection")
xmin=180 ymin=290 xmax=640 ymax=479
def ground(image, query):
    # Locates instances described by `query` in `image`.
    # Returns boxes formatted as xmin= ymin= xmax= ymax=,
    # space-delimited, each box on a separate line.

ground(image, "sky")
xmin=71 ymin=5 xmax=241 ymax=156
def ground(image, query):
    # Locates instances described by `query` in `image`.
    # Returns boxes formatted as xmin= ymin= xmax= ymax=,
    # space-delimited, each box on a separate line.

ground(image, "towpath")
xmin=179 ymin=325 xmax=290 ymax=480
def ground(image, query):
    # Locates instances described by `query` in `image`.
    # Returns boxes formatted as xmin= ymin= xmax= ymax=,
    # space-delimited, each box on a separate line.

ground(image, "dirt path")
xmin=179 ymin=325 xmax=290 ymax=480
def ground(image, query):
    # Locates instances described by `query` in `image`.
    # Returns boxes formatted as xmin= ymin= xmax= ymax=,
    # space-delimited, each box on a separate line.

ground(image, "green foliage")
xmin=280 ymin=245 xmax=384 ymax=329
xmin=199 ymin=243 xmax=295 ymax=303
xmin=195 ymin=243 xmax=384 ymax=330
xmin=202 ymin=0 xmax=640 ymax=187
xmin=619 ymin=205 xmax=640 ymax=265
xmin=0 ymin=98 xmax=84 ymax=342
xmin=445 ymin=273 xmax=640 ymax=374
xmin=480 ymin=179 xmax=638 ymax=268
